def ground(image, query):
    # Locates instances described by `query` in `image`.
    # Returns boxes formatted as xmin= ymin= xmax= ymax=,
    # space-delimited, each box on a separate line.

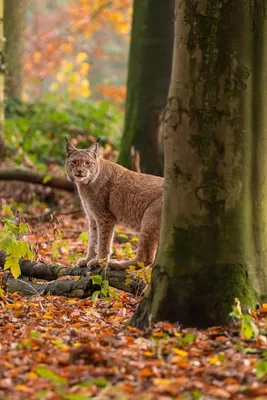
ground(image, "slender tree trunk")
xmin=131 ymin=0 xmax=267 ymax=329
xmin=118 ymin=0 xmax=174 ymax=176
xmin=0 ymin=0 xmax=4 ymax=158
xmin=4 ymin=0 xmax=26 ymax=100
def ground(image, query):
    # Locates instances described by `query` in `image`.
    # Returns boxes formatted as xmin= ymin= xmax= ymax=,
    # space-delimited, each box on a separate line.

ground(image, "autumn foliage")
xmin=24 ymin=0 xmax=132 ymax=103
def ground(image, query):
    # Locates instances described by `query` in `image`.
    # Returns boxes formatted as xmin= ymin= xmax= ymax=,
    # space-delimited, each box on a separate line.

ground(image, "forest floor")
xmin=0 ymin=193 xmax=267 ymax=400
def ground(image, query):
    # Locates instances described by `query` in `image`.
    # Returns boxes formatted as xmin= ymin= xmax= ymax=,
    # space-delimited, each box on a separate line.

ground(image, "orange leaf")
xmin=14 ymin=385 xmax=31 ymax=392
xmin=138 ymin=367 xmax=153 ymax=377
xmin=143 ymin=351 xmax=153 ymax=357
xmin=172 ymin=348 xmax=188 ymax=357
xmin=43 ymin=312 xmax=53 ymax=320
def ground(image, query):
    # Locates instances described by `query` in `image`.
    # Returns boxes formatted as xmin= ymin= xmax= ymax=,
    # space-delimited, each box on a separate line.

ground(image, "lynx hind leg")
xmin=77 ymin=216 xmax=98 ymax=267
xmin=109 ymin=199 xmax=161 ymax=270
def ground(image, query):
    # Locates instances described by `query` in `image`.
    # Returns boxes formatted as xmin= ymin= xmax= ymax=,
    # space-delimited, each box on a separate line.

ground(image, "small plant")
xmin=91 ymin=275 xmax=110 ymax=303
xmin=230 ymin=300 xmax=259 ymax=340
xmin=125 ymin=262 xmax=151 ymax=293
xmin=90 ymin=274 xmax=119 ymax=303
xmin=78 ymin=231 xmax=88 ymax=245
xmin=256 ymin=359 xmax=267 ymax=378
xmin=0 ymin=205 xmax=33 ymax=278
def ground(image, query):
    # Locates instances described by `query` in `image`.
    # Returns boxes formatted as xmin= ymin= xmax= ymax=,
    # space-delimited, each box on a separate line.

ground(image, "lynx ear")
xmin=87 ymin=138 xmax=100 ymax=155
xmin=65 ymin=138 xmax=77 ymax=155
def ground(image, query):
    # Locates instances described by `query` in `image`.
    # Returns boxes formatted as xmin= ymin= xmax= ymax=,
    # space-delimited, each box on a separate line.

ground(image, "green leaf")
xmin=78 ymin=379 xmax=108 ymax=387
xmin=101 ymin=287 xmax=109 ymax=297
xmin=0 ymin=236 xmax=13 ymax=251
xmin=78 ymin=231 xmax=88 ymax=244
xmin=91 ymin=275 xmax=102 ymax=285
xmin=8 ymin=240 xmax=21 ymax=258
xmin=230 ymin=305 xmax=242 ymax=319
xmin=64 ymin=395 xmax=89 ymax=400
xmin=217 ymin=353 xmax=225 ymax=363
xmin=4 ymin=255 xmax=21 ymax=278
xmin=11 ymin=261 xmax=21 ymax=279
xmin=36 ymin=390 xmax=49 ymax=399
xmin=18 ymin=223 xmax=28 ymax=234
xmin=109 ymin=288 xmax=120 ymax=300
xmin=125 ymin=277 xmax=132 ymax=286
xmin=52 ymin=248 xmax=59 ymax=260
xmin=118 ymin=233 xmax=128 ymax=239
xmin=42 ymin=175 xmax=52 ymax=184
xmin=92 ymin=290 xmax=100 ymax=303
xmin=192 ymin=391 xmax=201 ymax=400
xmin=35 ymin=366 xmax=67 ymax=384
xmin=182 ymin=333 xmax=196 ymax=344
xmin=241 ymin=319 xmax=253 ymax=339
xmin=102 ymin=279 xmax=109 ymax=289
xmin=241 ymin=315 xmax=259 ymax=339
xmin=256 ymin=359 xmax=267 ymax=378
xmin=18 ymin=240 xmax=33 ymax=258
xmin=30 ymin=331 xmax=40 ymax=338
xmin=2 ymin=205 xmax=13 ymax=218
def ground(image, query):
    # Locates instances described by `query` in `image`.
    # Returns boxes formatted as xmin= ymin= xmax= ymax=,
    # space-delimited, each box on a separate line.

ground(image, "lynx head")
xmin=65 ymin=139 xmax=100 ymax=185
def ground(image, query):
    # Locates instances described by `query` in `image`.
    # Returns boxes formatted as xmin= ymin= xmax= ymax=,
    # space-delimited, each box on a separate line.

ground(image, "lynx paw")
xmin=108 ymin=259 xmax=129 ymax=270
xmin=87 ymin=258 xmax=102 ymax=270
xmin=77 ymin=258 xmax=88 ymax=267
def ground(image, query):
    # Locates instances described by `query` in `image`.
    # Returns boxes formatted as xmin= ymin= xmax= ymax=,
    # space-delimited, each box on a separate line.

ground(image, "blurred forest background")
xmin=4 ymin=0 xmax=131 ymax=172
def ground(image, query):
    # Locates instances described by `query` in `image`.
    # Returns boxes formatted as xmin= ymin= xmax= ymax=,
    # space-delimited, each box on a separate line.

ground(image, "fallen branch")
xmin=0 ymin=251 xmax=145 ymax=297
xmin=5 ymin=275 xmax=102 ymax=298
xmin=0 ymin=168 xmax=75 ymax=192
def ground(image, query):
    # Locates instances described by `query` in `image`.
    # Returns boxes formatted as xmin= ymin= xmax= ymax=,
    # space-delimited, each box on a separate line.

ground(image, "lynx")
xmin=65 ymin=140 xmax=163 ymax=270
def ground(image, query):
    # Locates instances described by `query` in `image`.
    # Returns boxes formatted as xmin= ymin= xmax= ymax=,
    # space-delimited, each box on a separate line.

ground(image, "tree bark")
xmin=4 ymin=0 xmax=26 ymax=100
xmin=0 ymin=0 xmax=4 ymax=158
xmin=0 ymin=168 xmax=75 ymax=191
xmin=0 ymin=251 xmax=145 ymax=296
xmin=131 ymin=0 xmax=267 ymax=329
xmin=118 ymin=0 xmax=174 ymax=176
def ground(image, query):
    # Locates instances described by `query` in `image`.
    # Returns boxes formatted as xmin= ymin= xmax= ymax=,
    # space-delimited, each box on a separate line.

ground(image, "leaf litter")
xmin=0 ymin=200 xmax=267 ymax=400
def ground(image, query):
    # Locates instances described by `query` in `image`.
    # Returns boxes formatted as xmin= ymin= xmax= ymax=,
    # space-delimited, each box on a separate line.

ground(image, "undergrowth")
xmin=5 ymin=95 xmax=123 ymax=170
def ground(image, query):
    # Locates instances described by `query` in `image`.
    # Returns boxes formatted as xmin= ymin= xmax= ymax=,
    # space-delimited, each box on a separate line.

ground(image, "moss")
xmin=183 ymin=1 xmax=251 ymax=169
xmin=169 ymin=199 xmax=251 ymax=271
xmin=148 ymin=261 xmax=257 ymax=328
xmin=131 ymin=258 xmax=258 ymax=329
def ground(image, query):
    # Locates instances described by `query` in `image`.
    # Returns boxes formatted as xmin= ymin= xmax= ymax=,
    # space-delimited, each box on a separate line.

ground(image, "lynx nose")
xmin=77 ymin=169 xmax=83 ymax=175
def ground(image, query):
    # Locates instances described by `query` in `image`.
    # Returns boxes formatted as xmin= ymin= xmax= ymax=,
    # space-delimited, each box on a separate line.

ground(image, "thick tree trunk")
xmin=4 ymin=0 xmax=26 ymax=100
xmin=131 ymin=0 xmax=267 ymax=329
xmin=0 ymin=0 xmax=4 ymax=158
xmin=0 ymin=251 xmax=145 ymax=296
xmin=118 ymin=0 xmax=174 ymax=176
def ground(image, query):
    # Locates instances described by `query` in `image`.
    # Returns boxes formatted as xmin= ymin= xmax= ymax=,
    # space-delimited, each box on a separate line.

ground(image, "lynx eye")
xmin=84 ymin=161 xmax=91 ymax=166
xmin=71 ymin=160 xmax=78 ymax=165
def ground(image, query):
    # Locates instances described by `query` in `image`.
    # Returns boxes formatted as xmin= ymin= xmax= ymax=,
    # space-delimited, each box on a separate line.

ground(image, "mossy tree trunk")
xmin=118 ymin=0 xmax=174 ymax=176
xmin=131 ymin=0 xmax=267 ymax=329
xmin=4 ymin=0 xmax=26 ymax=101
xmin=0 ymin=0 xmax=4 ymax=158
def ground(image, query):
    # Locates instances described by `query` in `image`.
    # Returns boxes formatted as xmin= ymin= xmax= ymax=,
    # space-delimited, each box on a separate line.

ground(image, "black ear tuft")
xmin=65 ymin=137 xmax=77 ymax=155
xmin=88 ymin=140 xmax=99 ymax=155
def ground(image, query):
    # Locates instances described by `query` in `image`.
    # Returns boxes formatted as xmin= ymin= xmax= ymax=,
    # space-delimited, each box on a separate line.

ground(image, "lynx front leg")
xmin=87 ymin=218 xmax=115 ymax=269
xmin=109 ymin=200 xmax=161 ymax=270
xmin=77 ymin=215 xmax=97 ymax=267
